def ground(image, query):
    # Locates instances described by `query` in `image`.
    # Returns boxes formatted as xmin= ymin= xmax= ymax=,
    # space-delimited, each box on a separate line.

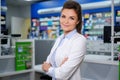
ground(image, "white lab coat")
xmin=46 ymin=32 xmax=86 ymax=80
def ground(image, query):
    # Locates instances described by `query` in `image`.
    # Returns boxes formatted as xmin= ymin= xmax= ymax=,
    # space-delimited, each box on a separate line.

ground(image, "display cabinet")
xmin=0 ymin=40 xmax=35 ymax=80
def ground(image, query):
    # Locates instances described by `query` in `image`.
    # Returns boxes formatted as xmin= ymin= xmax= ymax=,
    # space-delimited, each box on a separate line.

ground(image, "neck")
xmin=64 ymin=31 xmax=71 ymax=36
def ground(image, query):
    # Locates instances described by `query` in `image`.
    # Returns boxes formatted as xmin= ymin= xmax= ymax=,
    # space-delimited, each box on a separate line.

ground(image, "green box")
xmin=15 ymin=41 xmax=32 ymax=71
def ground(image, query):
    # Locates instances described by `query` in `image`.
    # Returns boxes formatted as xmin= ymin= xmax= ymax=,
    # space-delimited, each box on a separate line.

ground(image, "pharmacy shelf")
xmin=87 ymin=50 xmax=118 ymax=53
xmin=0 ymin=69 xmax=33 ymax=77
xmin=0 ymin=55 xmax=15 ymax=59
xmin=117 ymin=42 xmax=120 ymax=44
xmin=114 ymin=36 xmax=120 ymax=38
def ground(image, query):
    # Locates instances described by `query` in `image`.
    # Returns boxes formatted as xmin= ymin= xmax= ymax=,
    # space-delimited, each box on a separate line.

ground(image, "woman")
xmin=42 ymin=1 xmax=86 ymax=80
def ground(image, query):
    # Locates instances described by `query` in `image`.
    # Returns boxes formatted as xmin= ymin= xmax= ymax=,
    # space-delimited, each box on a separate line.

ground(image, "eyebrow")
xmin=61 ymin=14 xmax=76 ymax=18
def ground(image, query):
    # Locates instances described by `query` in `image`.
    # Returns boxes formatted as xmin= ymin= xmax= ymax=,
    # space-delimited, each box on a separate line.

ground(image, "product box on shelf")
xmin=15 ymin=40 xmax=33 ymax=71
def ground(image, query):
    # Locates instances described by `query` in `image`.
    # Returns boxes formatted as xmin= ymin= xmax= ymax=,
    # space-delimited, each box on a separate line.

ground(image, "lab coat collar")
xmin=60 ymin=29 xmax=77 ymax=40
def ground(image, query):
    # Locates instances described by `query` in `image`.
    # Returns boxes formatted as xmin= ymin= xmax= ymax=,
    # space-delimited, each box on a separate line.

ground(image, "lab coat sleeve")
xmin=49 ymin=37 xmax=86 ymax=79
xmin=46 ymin=54 xmax=51 ymax=63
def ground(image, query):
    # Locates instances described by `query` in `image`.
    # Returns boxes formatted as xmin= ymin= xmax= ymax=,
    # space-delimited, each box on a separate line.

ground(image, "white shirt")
xmin=46 ymin=29 xmax=86 ymax=80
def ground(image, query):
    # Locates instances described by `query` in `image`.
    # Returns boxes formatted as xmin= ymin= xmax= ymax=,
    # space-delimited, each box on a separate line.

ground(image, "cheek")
xmin=71 ymin=22 xmax=77 ymax=26
xmin=60 ymin=19 xmax=64 ymax=26
xmin=70 ymin=22 xmax=77 ymax=29
xmin=74 ymin=21 xmax=79 ymax=26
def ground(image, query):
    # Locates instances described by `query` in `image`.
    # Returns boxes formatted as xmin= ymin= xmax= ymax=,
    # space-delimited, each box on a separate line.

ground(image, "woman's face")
xmin=60 ymin=9 xmax=79 ymax=34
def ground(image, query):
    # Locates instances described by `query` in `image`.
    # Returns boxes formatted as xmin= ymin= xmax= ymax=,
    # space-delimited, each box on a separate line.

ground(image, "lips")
xmin=62 ymin=24 xmax=69 ymax=27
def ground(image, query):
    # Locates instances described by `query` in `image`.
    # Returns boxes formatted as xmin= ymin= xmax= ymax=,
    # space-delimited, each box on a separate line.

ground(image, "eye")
xmin=70 ymin=17 xmax=75 ymax=20
xmin=61 ymin=15 xmax=65 ymax=18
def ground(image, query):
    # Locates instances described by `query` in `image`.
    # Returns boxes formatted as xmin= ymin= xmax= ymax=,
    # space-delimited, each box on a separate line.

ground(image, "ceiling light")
xmin=24 ymin=0 xmax=32 ymax=1
xmin=23 ymin=0 xmax=41 ymax=1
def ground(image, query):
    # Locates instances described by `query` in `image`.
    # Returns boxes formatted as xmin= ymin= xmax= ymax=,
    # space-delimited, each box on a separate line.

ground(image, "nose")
xmin=64 ymin=18 xmax=69 ymax=24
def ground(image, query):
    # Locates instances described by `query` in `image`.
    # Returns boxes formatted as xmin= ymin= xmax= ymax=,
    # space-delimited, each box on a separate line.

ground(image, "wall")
xmin=22 ymin=18 xmax=31 ymax=39
xmin=31 ymin=0 xmax=115 ymax=18
xmin=6 ymin=4 xmax=31 ymax=35
xmin=19 ymin=6 xmax=31 ymax=18
xmin=31 ymin=0 xmax=66 ymax=18
xmin=6 ymin=5 xmax=21 ymax=32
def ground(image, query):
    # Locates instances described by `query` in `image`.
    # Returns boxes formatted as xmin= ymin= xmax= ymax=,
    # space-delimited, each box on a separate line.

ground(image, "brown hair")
xmin=61 ymin=1 xmax=82 ymax=34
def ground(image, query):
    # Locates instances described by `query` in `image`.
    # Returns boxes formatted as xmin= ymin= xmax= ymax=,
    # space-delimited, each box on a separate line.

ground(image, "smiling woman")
xmin=42 ymin=1 xmax=86 ymax=80
xmin=60 ymin=9 xmax=80 ymax=35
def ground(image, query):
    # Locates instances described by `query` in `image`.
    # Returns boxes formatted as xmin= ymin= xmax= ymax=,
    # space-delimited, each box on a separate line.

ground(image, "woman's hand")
xmin=42 ymin=62 xmax=51 ymax=72
xmin=60 ymin=57 xmax=68 ymax=66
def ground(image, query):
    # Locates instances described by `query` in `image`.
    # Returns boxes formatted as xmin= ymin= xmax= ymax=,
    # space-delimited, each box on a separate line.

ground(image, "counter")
xmin=34 ymin=54 xmax=118 ymax=80
xmin=84 ymin=54 xmax=118 ymax=65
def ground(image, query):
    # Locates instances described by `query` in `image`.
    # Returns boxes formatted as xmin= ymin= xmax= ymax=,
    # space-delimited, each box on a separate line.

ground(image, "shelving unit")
xmin=0 ymin=69 xmax=33 ymax=77
xmin=30 ymin=16 xmax=62 ymax=39
xmin=0 ymin=40 xmax=35 ymax=80
xmin=82 ymin=12 xmax=114 ymax=56
xmin=83 ymin=12 xmax=111 ymax=41
xmin=0 ymin=2 xmax=10 ymax=57
xmin=0 ymin=1 xmax=35 ymax=79
xmin=0 ymin=55 xmax=15 ymax=59
xmin=116 ymin=10 xmax=120 ymax=26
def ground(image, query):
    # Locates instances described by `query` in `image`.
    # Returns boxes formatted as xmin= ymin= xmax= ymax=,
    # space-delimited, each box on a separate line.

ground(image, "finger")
xmin=60 ymin=57 xmax=68 ymax=66
xmin=62 ymin=57 xmax=68 ymax=62
xmin=64 ymin=57 xmax=68 ymax=61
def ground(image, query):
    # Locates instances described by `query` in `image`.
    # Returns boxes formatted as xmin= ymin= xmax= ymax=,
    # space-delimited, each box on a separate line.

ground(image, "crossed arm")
xmin=42 ymin=57 xmax=68 ymax=72
xmin=42 ymin=37 xmax=86 ymax=79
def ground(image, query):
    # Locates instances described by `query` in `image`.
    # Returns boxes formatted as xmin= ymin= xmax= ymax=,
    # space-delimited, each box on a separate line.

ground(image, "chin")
xmin=64 ymin=30 xmax=71 ymax=33
xmin=62 ymin=29 xmax=69 ymax=32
